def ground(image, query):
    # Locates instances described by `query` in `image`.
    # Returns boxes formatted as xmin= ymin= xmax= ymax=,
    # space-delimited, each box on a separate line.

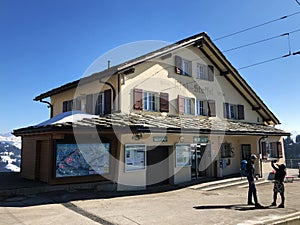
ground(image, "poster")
xmin=176 ymin=144 xmax=191 ymax=167
xmin=56 ymin=143 xmax=110 ymax=177
xmin=125 ymin=144 xmax=146 ymax=172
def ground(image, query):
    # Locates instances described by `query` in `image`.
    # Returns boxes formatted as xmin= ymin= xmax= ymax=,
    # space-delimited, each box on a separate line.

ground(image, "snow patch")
xmin=34 ymin=111 xmax=97 ymax=127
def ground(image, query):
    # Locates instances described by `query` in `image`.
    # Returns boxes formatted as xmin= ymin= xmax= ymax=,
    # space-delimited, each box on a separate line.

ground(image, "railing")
xmin=285 ymin=158 xmax=300 ymax=169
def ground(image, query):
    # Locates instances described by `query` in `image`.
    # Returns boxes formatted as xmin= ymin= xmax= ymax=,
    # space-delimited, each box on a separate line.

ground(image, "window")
xmin=223 ymin=103 xmax=244 ymax=120
xmin=196 ymin=100 xmax=209 ymax=116
xmin=134 ymin=89 xmax=169 ymax=113
xmin=262 ymin=142 xmax=283 ymax=159
xmin=182 ymin=59 xmax=192 ymax=76
xmin=241 ymin=144 xmax=251 ymax=160
xmin=125 ymin=144 xmax=146 ymax=172
xmin=221 ymin=143 xmax=233 ymax=158
xmin=62 ymin=100 xmax=73 ymax=112
xmin=55 ymin=143 xmax=110 ymax=177
xmin=197 ymin=63 xmax=214 ymax=81
xmin=94 ymin=93 xmax=104 ymax=115
xmin=184 ymin=97 xmax=192 ymax=114
xmin=85 ymin=89 xmax=112 ymax=115
xmin=143 ymin=91 xmax=159 ymax=112
xmin=175 ymin=55 xmax=192 ymax=76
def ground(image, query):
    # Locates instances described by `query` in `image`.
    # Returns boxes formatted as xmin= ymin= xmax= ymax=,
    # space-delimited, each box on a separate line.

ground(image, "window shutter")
xmin=63 ymin=101 xmax=68 ymax=112
xmin=208 ymin=100 xmax=216 ymax=117
xmin=175 ymin=55 xmax=183 ymax=75
xmin=133 ymin=88 xmax=143 ymax=110
xmin=262 ymin=142 xmax=267 ymax=159
xmin=74 ymin=98 xmax=81 ymax=111
xmin=160 ymin=92 xmax=169 ymax=112
xmin=178 ymin=95 xmax=184 ymax=115
xmin=223 ymin=103 xmax=229 ymax=118
xmin=95 ymin=94 xmax=101 ymax=115
xmin=86 ymin=94 xmax=93 ymax=114
xmin=237 ymin=105 xmax=245 ymax=120
xmin=208 ymin=65 xmax=214 ymax=81
xmin=104 ymin=89 xmax=112 ymax=114
xmin=277 ymin=142 xmax=283 ymax=158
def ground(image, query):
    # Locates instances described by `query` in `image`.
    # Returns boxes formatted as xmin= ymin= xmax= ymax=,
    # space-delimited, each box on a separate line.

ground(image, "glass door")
xmin=191 ymin=144 xmax=206 ymax=179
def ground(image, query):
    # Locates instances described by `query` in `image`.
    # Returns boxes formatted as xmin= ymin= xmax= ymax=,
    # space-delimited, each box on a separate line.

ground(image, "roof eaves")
xmin=201 ymin=35 xmax=280 ymax=125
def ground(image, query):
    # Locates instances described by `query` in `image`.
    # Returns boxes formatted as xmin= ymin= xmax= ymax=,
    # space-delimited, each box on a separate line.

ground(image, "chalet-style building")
xmin=13 ymin=32 xmax=289 ymax=191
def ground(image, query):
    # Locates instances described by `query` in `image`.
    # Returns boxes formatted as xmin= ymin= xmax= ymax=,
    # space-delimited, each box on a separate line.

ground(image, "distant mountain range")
xmin=0 ymin=133 xmax=21 ymax=172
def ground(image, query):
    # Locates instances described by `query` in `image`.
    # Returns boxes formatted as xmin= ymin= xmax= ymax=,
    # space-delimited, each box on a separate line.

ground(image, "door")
xmin=146 ymin=146 xmax=169 ymax=186
xmin=191 ymin=144 xmax=207 ymax=179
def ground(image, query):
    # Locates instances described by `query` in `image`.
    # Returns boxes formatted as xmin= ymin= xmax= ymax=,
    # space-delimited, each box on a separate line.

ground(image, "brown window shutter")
xmin=104 ymin=89 xmax=112 ymax=114
xmin=178 ymin=95 xmax=184 ymax=115
xmin=133 ymin=88 xmax=143 ymax=110
xmin=277 ymin=142 xmax=283 ymax=158
xmin=237 ymin=105 xmax=245 ymax=120
xmin=208 ymin=65 xmax=214 ymax=81
xmin=262 ymin=142 xmax=267 ymax=159
xmin=208 ymin=100 xmax=216 ymax=117
xmin=160 ymin=92 xmax=169 ymax=112
xmin=175 ymin=55 xmax=183 ymax=75
xmin=86 ymin=94 xmax=93 ymax=114
xmin=63 ymin=101 xmax=68 ymax=112
xmin=223 ymin=103 xmax=229 ymax=118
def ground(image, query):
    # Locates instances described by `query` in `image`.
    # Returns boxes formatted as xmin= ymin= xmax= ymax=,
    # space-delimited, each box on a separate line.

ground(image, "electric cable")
xmin=214 ymin=11 xmax=300 ymax=41
xmin=223 ymin=33 xmax=288 ymax=52
xmin=238 ymin=53 xmax=291 ymax=70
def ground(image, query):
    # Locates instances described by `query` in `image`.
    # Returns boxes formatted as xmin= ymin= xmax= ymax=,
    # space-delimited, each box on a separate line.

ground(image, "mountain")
xmin=0 ymin=133 xmax=21 ymax=149
xmin=0 ymin=133 xmax=21 ymax=172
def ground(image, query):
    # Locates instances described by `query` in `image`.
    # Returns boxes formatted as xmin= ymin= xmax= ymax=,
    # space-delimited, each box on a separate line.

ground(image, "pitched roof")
xmin=33 ymin=32 xmax=280 ymax=125
xmin=13 ymin=112 xmax=289 ymax=136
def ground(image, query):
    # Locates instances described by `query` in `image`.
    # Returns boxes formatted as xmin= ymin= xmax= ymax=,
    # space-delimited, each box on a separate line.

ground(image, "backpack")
xmin=240 ymin=160 xmax=249 ymax=177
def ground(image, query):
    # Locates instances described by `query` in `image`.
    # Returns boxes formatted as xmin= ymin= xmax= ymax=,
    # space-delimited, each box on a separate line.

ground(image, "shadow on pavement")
xmin=193 ymin=204 xmax=271 ymax=211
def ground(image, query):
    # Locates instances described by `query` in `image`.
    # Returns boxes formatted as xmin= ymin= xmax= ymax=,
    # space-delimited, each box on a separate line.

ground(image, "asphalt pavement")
xmin=0 ymin=170 xmax=299 ymax=225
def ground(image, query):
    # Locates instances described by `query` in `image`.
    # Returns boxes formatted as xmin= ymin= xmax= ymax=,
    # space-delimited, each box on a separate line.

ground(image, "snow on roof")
xmin=34 ymin=111 xmax=98 ymax=127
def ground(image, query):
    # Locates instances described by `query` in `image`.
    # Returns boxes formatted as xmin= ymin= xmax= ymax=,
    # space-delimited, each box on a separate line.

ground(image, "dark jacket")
xmin=271 ymin=161 xmax=286 ymax=183
xmin=246 ymin=160 xmax=255 ymax=182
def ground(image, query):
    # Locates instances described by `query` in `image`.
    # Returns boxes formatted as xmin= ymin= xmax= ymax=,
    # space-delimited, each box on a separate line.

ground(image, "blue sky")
xmin=0 ymin=0 xmax=300 ymax=134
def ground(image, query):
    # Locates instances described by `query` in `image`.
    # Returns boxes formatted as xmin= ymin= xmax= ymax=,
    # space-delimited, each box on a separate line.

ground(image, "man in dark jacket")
xmin=271 ymin=160 xmax=286 ymax=208
xmin=246 ymin=154 xmax=263 ymax=208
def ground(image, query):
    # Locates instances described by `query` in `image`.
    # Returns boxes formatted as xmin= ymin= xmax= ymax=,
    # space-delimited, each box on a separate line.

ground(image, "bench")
xmin=284 ymin=176 xmax=295 ymax=183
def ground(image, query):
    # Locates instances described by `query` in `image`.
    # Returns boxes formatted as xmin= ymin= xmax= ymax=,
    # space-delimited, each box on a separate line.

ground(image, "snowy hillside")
xmin=0 ymin=133 xmax=21 ymax=172
xmin=0 ymin=133 xmax=21 ymax=149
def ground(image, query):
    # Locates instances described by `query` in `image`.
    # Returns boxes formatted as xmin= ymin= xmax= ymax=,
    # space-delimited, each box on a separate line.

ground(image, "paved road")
xmin=1 ymin=178 xmax=300 ymax=225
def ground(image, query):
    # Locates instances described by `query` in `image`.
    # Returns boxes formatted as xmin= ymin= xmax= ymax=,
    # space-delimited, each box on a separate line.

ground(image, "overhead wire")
xmin=223 ymin=29 xmax=300 ymax=52
xmin=238 ymin=54 xmax=292 ymax=70
xmin=214 ymin=11 xmax=300 ymax=41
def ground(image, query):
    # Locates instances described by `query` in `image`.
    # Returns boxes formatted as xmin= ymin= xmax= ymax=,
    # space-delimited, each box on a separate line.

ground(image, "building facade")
xmin=14 ymin=33 xmax=289 ymax=191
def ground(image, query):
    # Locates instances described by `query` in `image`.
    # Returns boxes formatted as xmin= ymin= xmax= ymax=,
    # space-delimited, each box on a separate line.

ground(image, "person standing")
xmin=246 ymin=154 xmax=263 ymax=208
xmin=270 ymin=160 xmax=286 ymax=208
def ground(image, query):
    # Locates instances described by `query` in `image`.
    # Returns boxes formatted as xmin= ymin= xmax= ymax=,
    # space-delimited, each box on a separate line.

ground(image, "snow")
xmin=0 ymin=134 xmax=21 ymax=149
xmin=34 ymin=111 xmax=97 ymax=127
xmin=5 ymin=163 xmax=20 ymax=172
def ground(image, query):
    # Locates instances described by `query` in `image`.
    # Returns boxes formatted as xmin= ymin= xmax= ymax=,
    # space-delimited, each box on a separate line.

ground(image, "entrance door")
xmin=191 ymin=144 xmax=207 ymax=179
xmin=146 ymin=146 xmax=169 ymax=186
